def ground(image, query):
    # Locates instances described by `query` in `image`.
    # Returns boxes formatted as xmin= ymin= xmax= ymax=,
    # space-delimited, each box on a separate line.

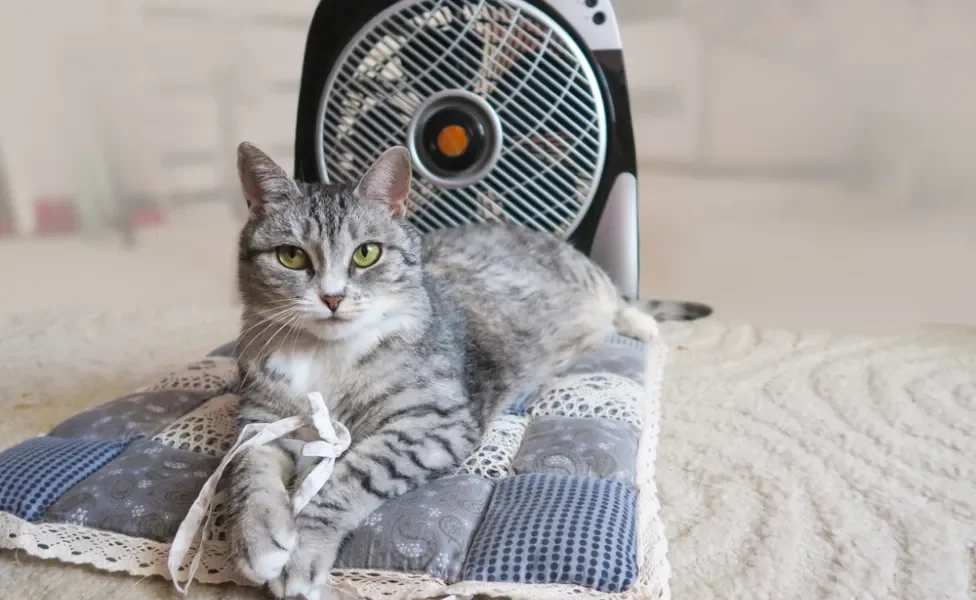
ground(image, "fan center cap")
xmin=407 ymin=90 xmax=503 ymax=189
xmin=436 ymin=124 xmax=470 ymax=157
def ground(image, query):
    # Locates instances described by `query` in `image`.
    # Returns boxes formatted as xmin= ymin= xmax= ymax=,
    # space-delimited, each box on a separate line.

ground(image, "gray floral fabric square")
xmin=48 ymin=390 xmax=215 ymax=441
xmin=41 ymin=439 xmax=220 ymax=542
xmin=335 ymin=474 xmax=495 ymax=582
xmin=560 ymin=341 xmax=645 ymax=384
xmin=512 ymin=416 xmax=640 ymax=483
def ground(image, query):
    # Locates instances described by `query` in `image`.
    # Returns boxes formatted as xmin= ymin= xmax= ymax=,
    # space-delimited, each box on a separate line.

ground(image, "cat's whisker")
xmin=239 ymin=298 xmax=310 ymax=322
xmin=236 ymin=308 xmax=295 ymax=342
xmin=252 ymin=302 xmax=309 ymax=321
xmin=238 ymin=309 xmax=298 ymax=360
xmin=234 ymin=307 xmax=297 ymax=390
xmin=234 ymin=308 xmax=300 ymax=369
xmin=251 ymin=298 xmax=307 ymax=310
xmin=240 ymin=303 xmax=298 ymax=328
xmin=285 ymin=316 xmax=305 ymax=372
xmin=241 ymin=314 xmax=300 ymax=386
xmin=236 ymin=311 xmax=290 ymax=344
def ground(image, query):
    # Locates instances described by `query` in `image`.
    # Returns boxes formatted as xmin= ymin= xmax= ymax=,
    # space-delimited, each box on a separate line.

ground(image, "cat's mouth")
xmin=312 ymin=315 xmax=350 ymax=325
xmin=306 ymin=313 xmax=365 ymax=340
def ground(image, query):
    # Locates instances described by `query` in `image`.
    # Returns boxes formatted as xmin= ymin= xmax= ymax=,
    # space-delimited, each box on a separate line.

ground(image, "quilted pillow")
xmin=0 ymin=332 xmax=670 ymax=600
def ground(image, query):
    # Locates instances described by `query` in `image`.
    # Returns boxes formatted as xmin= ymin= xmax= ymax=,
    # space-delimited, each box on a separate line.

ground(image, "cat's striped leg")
xmin=270 ymin=401 xmax=479 ymax=599
xmin=226 ymin=404 xmax=301 ymax=585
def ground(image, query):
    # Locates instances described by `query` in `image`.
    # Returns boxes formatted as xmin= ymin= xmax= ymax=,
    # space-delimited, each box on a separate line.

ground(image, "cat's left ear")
xmin=355 ymin=146 xmax=412 ymax=218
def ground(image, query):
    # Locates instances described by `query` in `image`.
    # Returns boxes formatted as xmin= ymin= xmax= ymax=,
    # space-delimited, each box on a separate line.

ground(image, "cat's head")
xmin=236 ymin=142 xmax=427 ymax=342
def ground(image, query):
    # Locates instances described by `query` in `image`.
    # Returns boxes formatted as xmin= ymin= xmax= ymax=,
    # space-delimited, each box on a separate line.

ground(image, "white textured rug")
xmin=0 ymin=309 xmax=973 ymax=599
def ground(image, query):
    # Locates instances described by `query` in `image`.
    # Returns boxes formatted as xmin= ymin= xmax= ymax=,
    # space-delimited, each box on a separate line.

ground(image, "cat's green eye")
xmin=352 ymin=242 xmax=382 ymax=268
xmin=276 ymin=246 xmax=309 ymax=270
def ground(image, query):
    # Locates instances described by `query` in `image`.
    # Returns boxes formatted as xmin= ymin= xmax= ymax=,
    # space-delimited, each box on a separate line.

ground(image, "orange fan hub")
xmin=436 ymin=124 xmax=470 ymax=157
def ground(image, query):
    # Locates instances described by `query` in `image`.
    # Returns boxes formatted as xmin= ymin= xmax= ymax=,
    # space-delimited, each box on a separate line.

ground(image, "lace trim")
xmin=0 ymin=492 xmax=242 ymax=586
xmin=456 ymin=414 xmax=526 ymax=479
xmin=139 ymin=357 xmax=239 ymax=394
xmin=152 ymin=393 xmax=240 ymax=456
xmin=0 ymin=341 xmax=670 ymax=599
xmin=526 ymin=373 xmax=644 ymax=428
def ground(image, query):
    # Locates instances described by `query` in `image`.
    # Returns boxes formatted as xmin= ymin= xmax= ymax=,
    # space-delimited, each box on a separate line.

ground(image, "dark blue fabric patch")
xmin=502 ymin=390 xmax=538 ymax=416
xmin=207 ymin=340 xmax=237 ymax=357
xmin=462 ymin=474 xmax=639 ymax=593
xmin=0 ymin=436 xmax=129 ymax=522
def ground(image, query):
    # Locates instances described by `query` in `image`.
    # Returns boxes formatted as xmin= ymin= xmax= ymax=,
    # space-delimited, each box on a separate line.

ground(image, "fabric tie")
xmin=167 ymin=392 xmax=351 ymax=595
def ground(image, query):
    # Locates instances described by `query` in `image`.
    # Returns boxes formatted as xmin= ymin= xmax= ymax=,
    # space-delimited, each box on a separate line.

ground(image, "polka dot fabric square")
xmin=461 ymin=473 xmax=640 ymax=593
xmin=0 ymin=436 xmax=129 ymax=522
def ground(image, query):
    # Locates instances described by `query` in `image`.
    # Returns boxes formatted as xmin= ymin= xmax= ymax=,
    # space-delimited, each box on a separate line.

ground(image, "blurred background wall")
xmin=0 ymin=0 xmax=315 ymax=234
xmin=0 ymin=0 xmax=973 ymax=331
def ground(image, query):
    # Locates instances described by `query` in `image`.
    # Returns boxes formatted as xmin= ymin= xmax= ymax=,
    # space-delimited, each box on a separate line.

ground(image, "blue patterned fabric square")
xmin=462 ymin=474 xmax=639 ymax=593
xmin=0 ymin=436 xmax=129 ymax=522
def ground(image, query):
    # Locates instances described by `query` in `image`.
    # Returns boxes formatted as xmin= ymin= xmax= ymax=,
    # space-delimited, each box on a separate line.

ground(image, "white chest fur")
xmin=266 ymin=344 xmax=357 ymax=404
xmin=264 ymin=314 xmax=417 ymax=408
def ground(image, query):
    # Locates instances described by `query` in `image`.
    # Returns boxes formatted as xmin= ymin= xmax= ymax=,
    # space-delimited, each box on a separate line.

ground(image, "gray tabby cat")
xmin=227 ymin=142 xmax=711 ymax=599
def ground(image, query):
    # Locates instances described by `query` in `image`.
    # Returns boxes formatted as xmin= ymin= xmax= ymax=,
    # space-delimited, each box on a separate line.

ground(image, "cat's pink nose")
xmin=321 ymin=295 xmax=344 ymax=313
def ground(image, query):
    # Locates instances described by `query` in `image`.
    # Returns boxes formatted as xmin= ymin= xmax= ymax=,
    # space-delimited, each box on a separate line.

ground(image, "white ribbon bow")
xmin=167 ymin=392 xmax=351 ymax=595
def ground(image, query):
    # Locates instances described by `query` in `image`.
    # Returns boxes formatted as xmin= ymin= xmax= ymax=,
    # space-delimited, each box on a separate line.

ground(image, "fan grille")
xmin=316 ymin=0 xmax=608 ymax=237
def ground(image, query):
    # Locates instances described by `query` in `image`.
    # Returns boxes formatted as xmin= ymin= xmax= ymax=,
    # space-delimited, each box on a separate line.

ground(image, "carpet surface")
xmin=0 ymin=308 xmax=973 ymax=599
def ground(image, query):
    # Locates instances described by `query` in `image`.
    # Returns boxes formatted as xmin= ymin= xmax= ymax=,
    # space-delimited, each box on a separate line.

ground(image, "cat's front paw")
xmin=267 ymin=520 xmax=341 ymax=600
xmin=229 ymin=487 xmax=298 ymax=584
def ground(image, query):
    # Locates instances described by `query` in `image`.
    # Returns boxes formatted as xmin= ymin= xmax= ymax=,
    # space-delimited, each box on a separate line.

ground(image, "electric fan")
xmin=294 ymin=0 xmax=640 ymax=297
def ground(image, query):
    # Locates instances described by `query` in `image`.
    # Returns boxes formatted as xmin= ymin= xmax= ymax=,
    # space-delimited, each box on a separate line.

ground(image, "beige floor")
xmin=1 ymin=173 xmax=974 ymax=334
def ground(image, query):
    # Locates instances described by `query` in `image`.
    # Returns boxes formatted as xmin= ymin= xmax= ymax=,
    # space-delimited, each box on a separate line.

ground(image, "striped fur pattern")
xmin=226 ymin=143 xmax=711 ymax=599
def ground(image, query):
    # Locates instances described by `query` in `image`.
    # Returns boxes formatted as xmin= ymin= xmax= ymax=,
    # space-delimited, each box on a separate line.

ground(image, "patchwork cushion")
xmin=0 ymin=332 xmax=670 ymax=599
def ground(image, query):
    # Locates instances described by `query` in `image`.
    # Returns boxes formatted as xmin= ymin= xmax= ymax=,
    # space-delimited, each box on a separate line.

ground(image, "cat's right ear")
xmin=237 ymin=142 xmax=298 ymax=211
